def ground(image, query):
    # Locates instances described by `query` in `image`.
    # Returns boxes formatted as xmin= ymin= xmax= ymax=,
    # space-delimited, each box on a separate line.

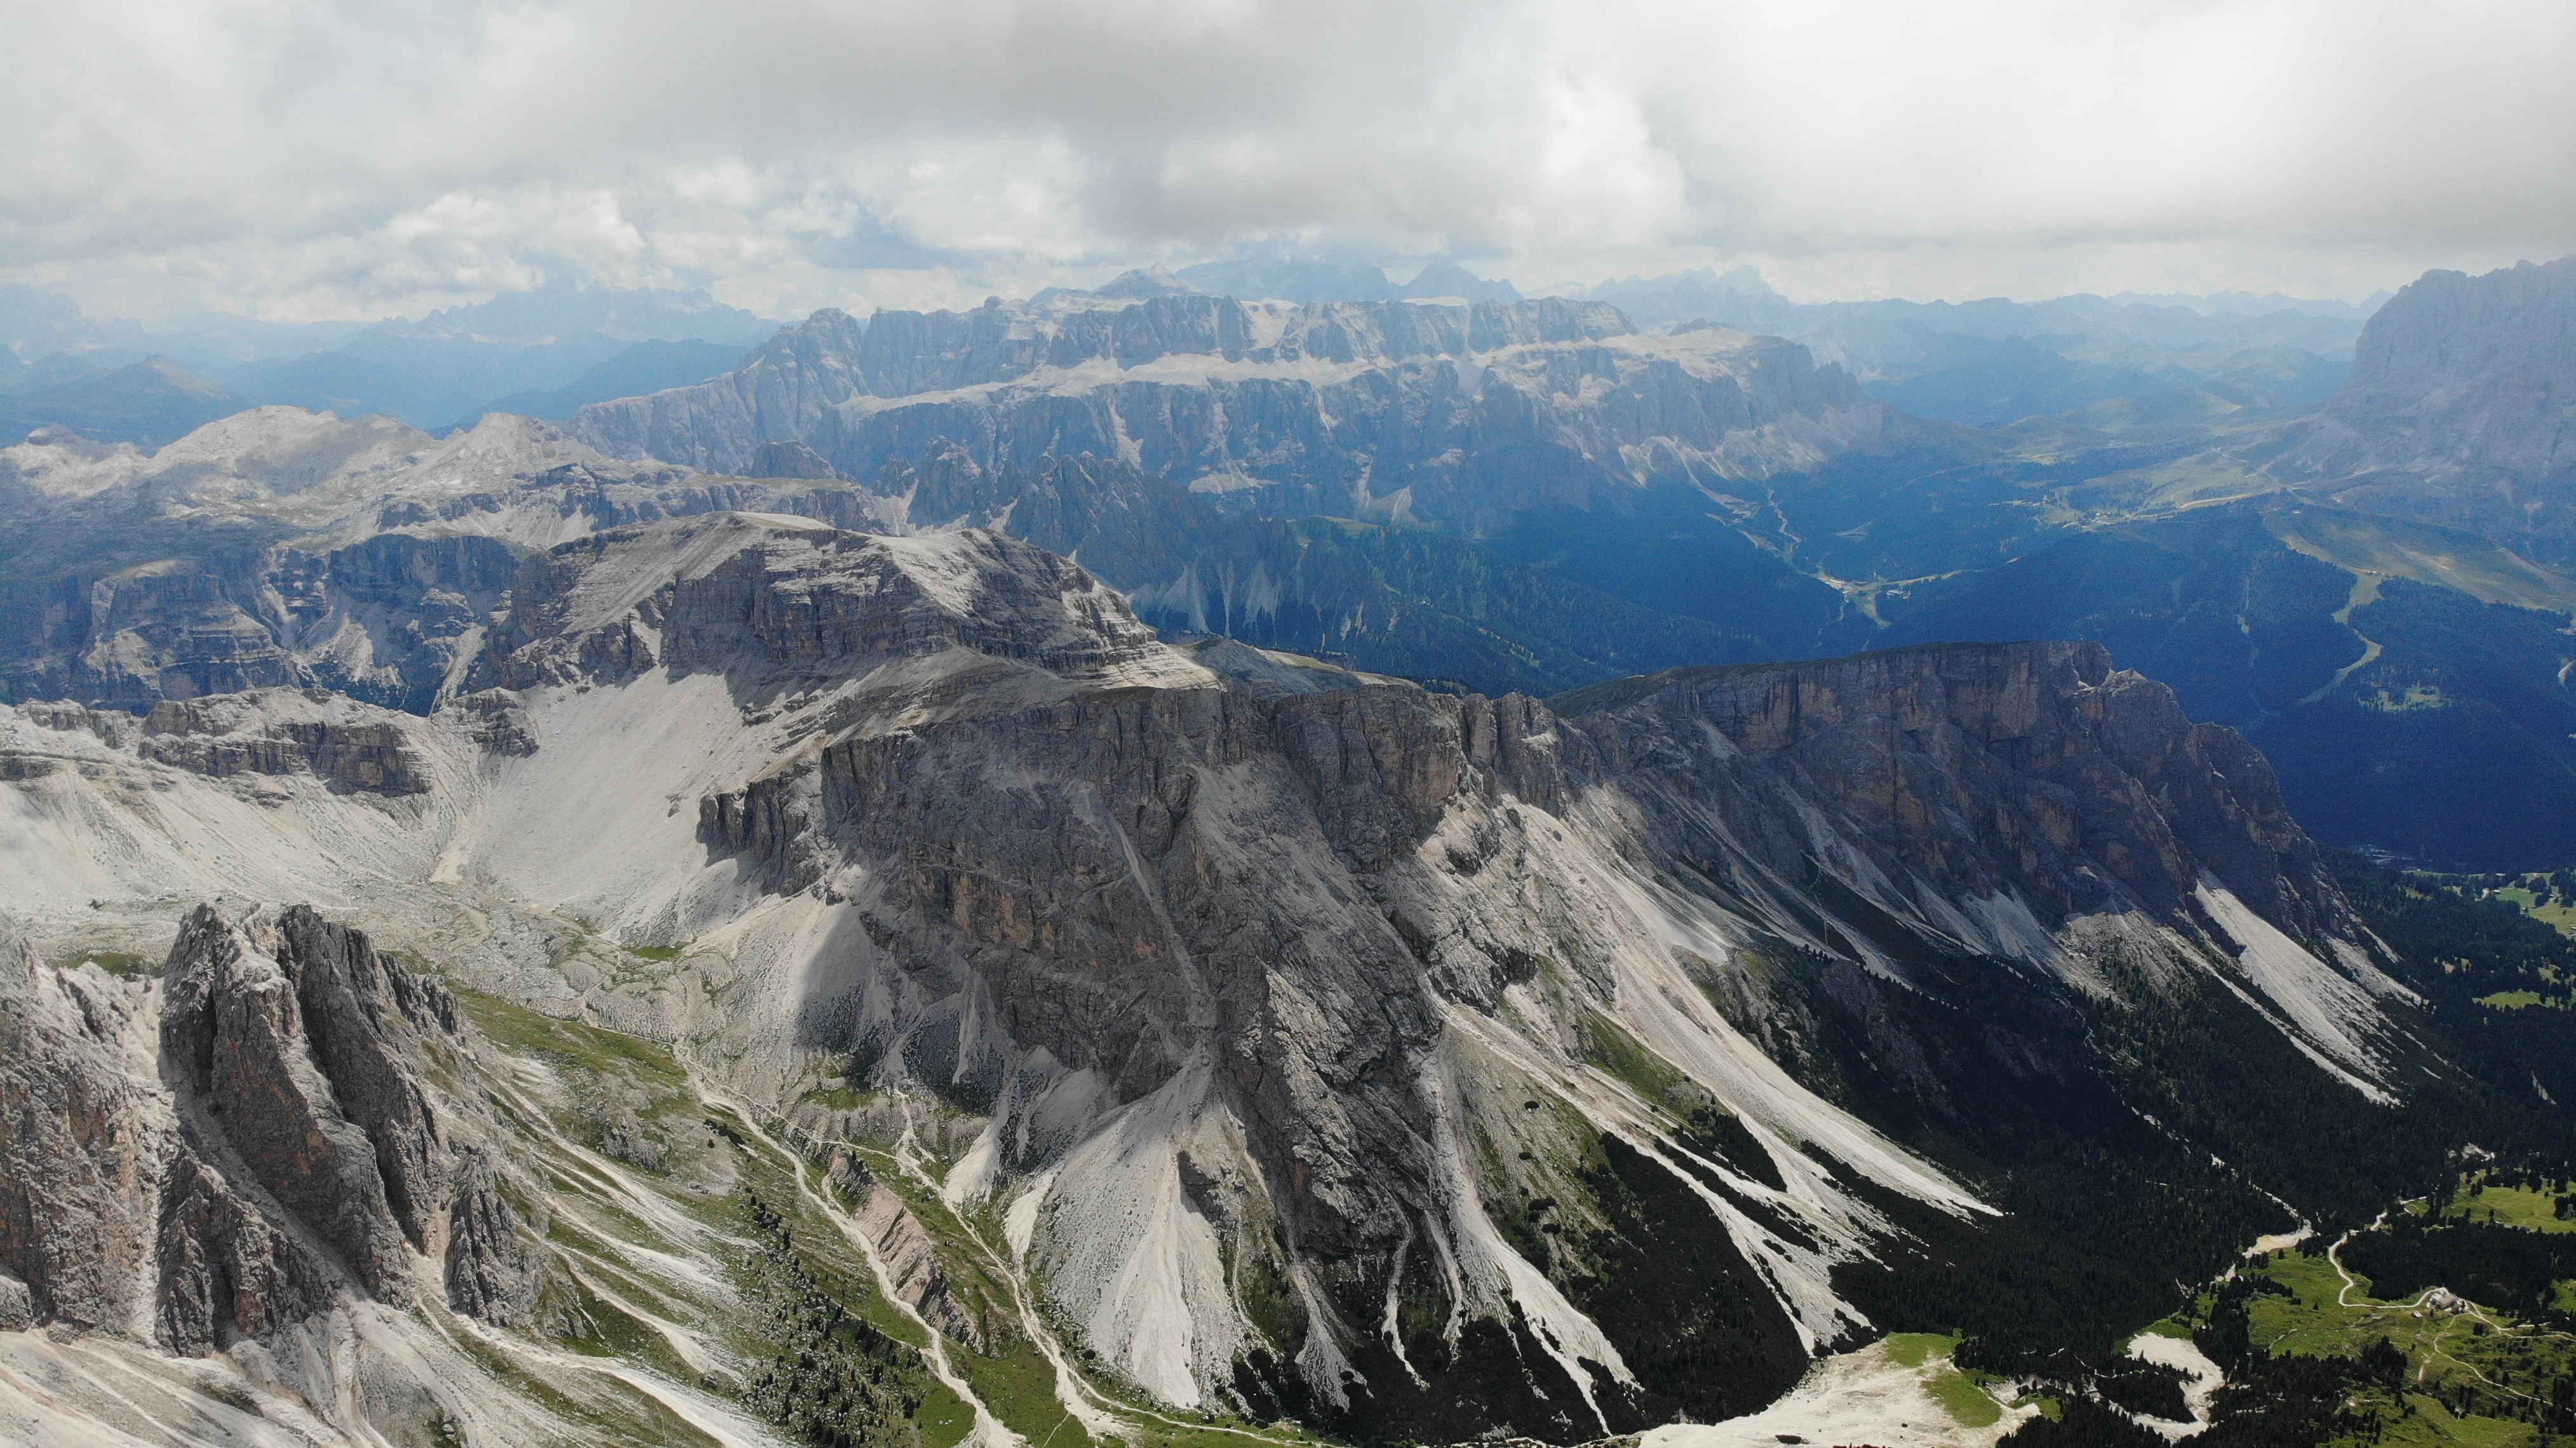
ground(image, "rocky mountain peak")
xmin=2282 ymin=253 xmax=2576 ymax=562
xmin=472 ymin=513 xmax=1211 ymax=699
xmin=0 ymin=901 xmax=529 ymax=1362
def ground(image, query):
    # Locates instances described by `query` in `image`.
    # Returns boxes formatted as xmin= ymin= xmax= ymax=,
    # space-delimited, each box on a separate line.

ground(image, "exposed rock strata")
xmin=3 ymin=687 xmax=438 ymax=794
xmin=829 ymin=1148 xmax=983 ymax=1348
xmin=566 ymin=522 xmax=2399 ymax=1425
xmin=571 ymin=295 xmax=1895 ymax=530
xmin=0 ymin=920 xmax=167 ymax=1338
xmin=472 ymin=513 xmax=1203 ymax=702
xmin=140 ymin=690 xmax=434 ymax=793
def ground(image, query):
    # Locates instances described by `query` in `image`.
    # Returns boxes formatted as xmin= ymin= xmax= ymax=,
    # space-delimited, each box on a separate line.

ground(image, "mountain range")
xmin=0 ymin=278 xmax=777 ymax=445
xmin=6 ymin=253 xmax=2576 ymax=1448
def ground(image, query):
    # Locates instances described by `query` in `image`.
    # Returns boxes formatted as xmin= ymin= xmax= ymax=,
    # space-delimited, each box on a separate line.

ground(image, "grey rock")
xmin=474 ymin=514 xmax=1187 ymax=702
xmin=152 ymin=1147 xmax=335 ymax=1354
xmin=443 ymin=1148 xmax=532 ymax=1327
xmin=160 ymin=904 xmax=450 ymax=1295
xmin=283 ymin=532 xmax=518 ymax=713
xmin=654 ymin=554 xmax=2382 ymax=1406
xmin=1552 ymin=640 xmax=2346 ymax=940
xmin=2282 ymin=254 xmax=2576 ymax=564
xmin=139 ymin=689 xmax=434 ymax=794
xmin=0 ymin=899 xmax=532 ymax=1357
xmin=567 ymin=295 xmax=1879 ymax=533
xmin=0 ymin=1267 xmax=29 ymax=1331
xmin=1176 ymin=635 xmax=1386 ymax=699
xmin=0 ymin=917 xmax=166 ymax=1337
xmin=749 ymin=438 xmax=847 ymax=480
xmin=448 ymin=686 xmax=537 ymax=755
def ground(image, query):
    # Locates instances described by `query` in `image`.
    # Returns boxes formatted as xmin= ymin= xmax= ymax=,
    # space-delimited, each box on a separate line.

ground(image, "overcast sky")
xmin=6 ymin=0 xmax=2572 ymax=323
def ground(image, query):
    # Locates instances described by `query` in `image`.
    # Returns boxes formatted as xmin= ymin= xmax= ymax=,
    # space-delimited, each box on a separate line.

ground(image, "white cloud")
xmin=3 ymin=0 xmax=2569 ymax=321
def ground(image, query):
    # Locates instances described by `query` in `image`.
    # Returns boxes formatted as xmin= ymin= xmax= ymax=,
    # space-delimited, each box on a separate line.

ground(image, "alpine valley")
xmin=6 ymin=258 xmax=2576 ymax=1448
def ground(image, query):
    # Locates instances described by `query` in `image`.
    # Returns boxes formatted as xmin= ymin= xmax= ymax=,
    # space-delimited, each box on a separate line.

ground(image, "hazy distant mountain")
xmin=1162 ymin=255 xmax=1521 ymax=304
xmin=2105 ymin=288 xmax=2391 ymax=319
xmin=1546 ymin=268 xmax=2370 ymax=428
xmin=0 ymin=281 xmax=781 ymax=443
xmin=1173 ymin=255 xmax=1402 ymax=301
xmin=1088 ymin=263 xmax=1205 ymax=299
xmin=1395 ymin=257 xmax=1521 ymax=302
xmin=221 ymin=333 xmax=633 ymax=433
xmin=0 ymin=356 xmax=243 ymax=449
xmin=0 ymin=285 xmax=359 ymax=370
xmin=366 ymin=274 xmax=774 ymax=347
xmin=2280 ymin=255 xmax=2576 ymax=565
xmin=447 ymin=337 xmax=753 ymax=430
xmin=208 ymin=279 xmax=782 ymax=432
xmin=1566 ymin=264 xmax=1785 ymax=324
xmin=1863 ymin=333 xmax=2172 ymax=426
xmin=0 ymin=285 xmax=151 ymax=360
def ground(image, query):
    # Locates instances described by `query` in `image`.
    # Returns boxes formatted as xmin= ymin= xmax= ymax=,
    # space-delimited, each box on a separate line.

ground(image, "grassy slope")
xmin=2174 ymin=1244 xmax=2576 ymax=1447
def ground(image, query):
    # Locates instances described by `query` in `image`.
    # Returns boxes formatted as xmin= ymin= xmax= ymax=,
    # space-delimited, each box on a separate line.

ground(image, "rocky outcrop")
xmin=441 ymin=1148 xmax=529 ymax=1324
xmin=669 ymin=584 xmax=2398 ymax=1422
xmin=152 ymin=1146 xmax=336 ymax=1353
xmin=158 ymin=902 xmax=533 ymax=1338
xmin=0 ymin=557 xmax=308 ymax=710
xmin=474 ymin=513 xmax=1203 ymax=701
xmin=751 ymin=438 xmax=847 ymax=480
xmin=829 ymin=1149 xmax=983 ymax=1348
xmin=0 ymin=918 xmax=168 ymax=1338
xmin=162 ymin=906 xmax=453 ymax=1294
xmin=282 ymin=531 xmax=519 ymax=713
xmin=138 ymin=689 xmax=435 ymax=793
xmin=2281 ymin=255 xmax=2576 ymax=563
xmin=0 ymin=903 xmax=532 ymax=1357
xmin=1 ymin=688 xmax=439 ymax=801
xmin=0 ymin=483 xmax=2445 ymax=1441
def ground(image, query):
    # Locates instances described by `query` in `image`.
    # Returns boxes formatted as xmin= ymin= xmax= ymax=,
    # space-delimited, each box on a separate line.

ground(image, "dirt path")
xmin=696 ymin=1082 xmax=1023 ymax=1448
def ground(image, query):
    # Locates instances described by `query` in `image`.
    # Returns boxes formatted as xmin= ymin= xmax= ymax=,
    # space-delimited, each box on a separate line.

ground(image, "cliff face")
xmin=3 ymin=688 xmax=441 ymax=795
xmin=0 ymin=904 xmax=530 ymax=1355
xmin=1555 ymin=641 xmax=2347 ymax=941
xmin=570 ymin=296 xmax=1893 ymax=533
xmin=0 ymin=513 xmax=2429 ymax=1444
xmin=2283 ymin=255 xmax=2576 ymax=563
xmin=0 ymin=922 xmax=164 ymax=1338
xmin=627 ymin=526 xmax=2405 ymax=1426
xmin=470 ymin=513 xmax=1205 ymax=702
